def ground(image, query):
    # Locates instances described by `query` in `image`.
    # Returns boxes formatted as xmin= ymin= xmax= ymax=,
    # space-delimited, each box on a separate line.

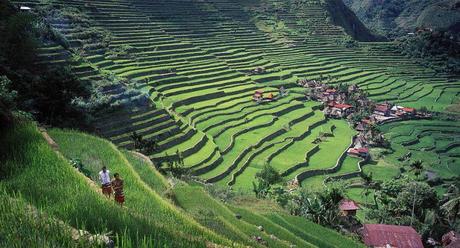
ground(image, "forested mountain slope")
xmin=344 ymin=0 xmax=460 ymax=37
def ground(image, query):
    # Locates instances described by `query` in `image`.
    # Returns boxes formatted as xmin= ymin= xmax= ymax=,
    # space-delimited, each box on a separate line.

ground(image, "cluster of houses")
xmin=298 ymin=79 xmax=430 ymax=160
xmin=299 ymin=79 xmax=367 ymax=119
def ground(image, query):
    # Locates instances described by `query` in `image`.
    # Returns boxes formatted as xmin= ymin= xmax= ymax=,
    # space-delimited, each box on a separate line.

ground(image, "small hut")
xmin=339 ymin=199 xmax=360 ymax=216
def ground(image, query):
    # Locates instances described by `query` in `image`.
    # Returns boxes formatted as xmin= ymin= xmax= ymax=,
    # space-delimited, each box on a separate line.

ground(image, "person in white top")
xmin=99 ymin=166 xmax=112 ymax=197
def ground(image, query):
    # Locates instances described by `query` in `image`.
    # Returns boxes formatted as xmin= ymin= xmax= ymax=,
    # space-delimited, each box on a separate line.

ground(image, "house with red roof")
xmin=361 ymin=224 xmax=423 ymax=248
xmin=374 ymin=103 xmax=392 ymax=117
xmin=391 ymin=106 xmax=417 ymax=117
xmin=339 ymin=199 xmax=360 ymax=216
xmin=253 ymin=90 xmax=263 ymax=101
xmin=327 ymin=103 xmax=353 ymax=118
xmin=402 ymin=107 xmax=416 ymax=117
xmin=324 ymin=88 xmax=337 ymax=96
xmin=347 ymin=147 xmax=369 ymax=158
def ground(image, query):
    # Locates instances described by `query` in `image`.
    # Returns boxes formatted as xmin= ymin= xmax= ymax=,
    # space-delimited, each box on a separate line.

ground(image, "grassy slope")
xmin=264 ymin=213 xmax=364 ymax=248
xmin=0 ymin=188 xmax=95 ymax=247
xmin=0 ymin=122 xmax=227 ymax=247
xmin=47 ymin=128 xmax=231 ymax=246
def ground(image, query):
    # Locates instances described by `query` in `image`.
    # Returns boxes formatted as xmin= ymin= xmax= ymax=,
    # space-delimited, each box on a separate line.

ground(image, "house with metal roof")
xmin=361 ymin=224 xmax=423 ymax=248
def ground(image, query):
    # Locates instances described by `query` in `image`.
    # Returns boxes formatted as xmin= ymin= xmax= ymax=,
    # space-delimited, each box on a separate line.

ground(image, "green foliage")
xmin=107 ymin=44 xmax=135 ymax=59
xmin=0 ymin=188 xmax=97 ymax=247
xmin=335 ymin=36 xmax=359 ymax=48
xmin=345 ymin=0 xmax=460 ymax=38
xmin=441 ymin=185 xmax=460 ymax=230
xmin=205 ymin=184 xmax=235 ymax=203
xmin=256 ymin=164 xmax=282 ymax=185
xmin=69 ymin=158 xmax=91 ymax=178
xmin=46 ymin=126 xmax=229 ymax=247
xmin=366 ymin=177 xmax=445 ymax=237
xmin=286 ymin=182 xmax=346 ymax=228
xmin=0 ymin=76 xmax=16 ymax=110
xmin=270 ymin=186 xmax=289 ymax=207
xmin=130 ymin=131 xmax=158 ymax=155
xmin=1 ymin=12 xmax=38 ymax=68
xmin=395 ymin=30 xmax=460 ymax=74
xmin=253 ymin=164 xmax=281 ymax=198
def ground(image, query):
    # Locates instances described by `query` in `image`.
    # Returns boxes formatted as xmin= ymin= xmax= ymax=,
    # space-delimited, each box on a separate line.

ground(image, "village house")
xmin=326 ymin=102 xmax=353 ymax=118
xmin=253 ymin=90 xmax=276 ymax=104
xmin=362 ymin=117 xmax=376 ymax=126
xmin=253 ymin=90 xmax=263 ymax=101
xmin=339 ymin=199 xmax=360 ymax=216
xmin=355 ymin=122 xmax=366 ymax=132
xmin=374 ymin=103 xmax=392 ymax=117
xmin=324 ymin=88 xmax=337 ymax=96
xmin=361 ymin=224 xmax=424 ymax=248
xmin=354 ymin=134 xmax=368 ymax=148
xmin=347 ymin=147 xmax=369 ymax=158
xmin=391 ymin=106 xmax=417 ymax=118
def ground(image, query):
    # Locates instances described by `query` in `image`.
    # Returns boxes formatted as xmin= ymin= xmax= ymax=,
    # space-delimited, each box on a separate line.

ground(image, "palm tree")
xmin=409 ymin=160 xmax=424 ymax=179
xmin=360 ymin=172 xmax=373 ymax=205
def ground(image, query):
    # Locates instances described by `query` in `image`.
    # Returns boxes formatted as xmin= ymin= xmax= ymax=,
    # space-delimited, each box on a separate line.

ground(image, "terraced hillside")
xmin=379 ymin=119 xmax=460 ymax=181
xmin=12 ymin=0 xmax=460 ymax=190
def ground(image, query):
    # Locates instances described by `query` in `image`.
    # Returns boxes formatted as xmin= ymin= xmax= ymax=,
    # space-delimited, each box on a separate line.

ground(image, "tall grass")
xmin=0 ymin=188 xmax=96 ymax=248
xmin=122 ymin=150 xmax=169 ymax=194
xmin=173 ymin=185 xmax=308 ymax=248
xmin=265 ymin=213 xmax=364 ymax=248
xmin=0 ymin=123 xmax=212 ymax=247
xmin=47 ymin=128 xmax=231 ymax=246
xmin=227 ymin=205 xmax=316 ymax=248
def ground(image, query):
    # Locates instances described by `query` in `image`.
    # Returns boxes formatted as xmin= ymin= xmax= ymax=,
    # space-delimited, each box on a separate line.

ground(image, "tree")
xmin=0 ymin=76 xmax=16 ymax=129
xmin=360 ymin=172 xmax=373 ymax=205
xmin=330 ymin=124 xmax=336 ymax=134
xmin=442 ymin=186 xmax=460 ymax=229
xmin=2 ymin=12 xmax=38 ymax=68
xmin=253 ymin=165 xmax=281 ymax=198
xmin=368 ymin=178 xmax=439 ymax=234
xmin=290 ymin=182 xmax=345 ymax=227
xmin=409 ymin=160 xmax=424 ymax=179
xmin=130 ymin=132 xmax=158 ymax=155
xmin=256 ymin=164 xmax=281 ymax=185
xmin=420 ymin=106 xmax=428 ymax=114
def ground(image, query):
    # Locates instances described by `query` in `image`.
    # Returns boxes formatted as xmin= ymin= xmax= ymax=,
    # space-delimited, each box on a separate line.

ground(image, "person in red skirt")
xmin=111 ymin=173 xmax=124 ymax=207
xmin=99 ymin=166 xmax=112 ymax=198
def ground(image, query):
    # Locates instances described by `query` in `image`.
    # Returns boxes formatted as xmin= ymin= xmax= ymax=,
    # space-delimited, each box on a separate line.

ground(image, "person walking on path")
xmin=99 ymin=166 xmax=112 ymax=198
xmin=111 ymin=173 xmax=125 ymax=207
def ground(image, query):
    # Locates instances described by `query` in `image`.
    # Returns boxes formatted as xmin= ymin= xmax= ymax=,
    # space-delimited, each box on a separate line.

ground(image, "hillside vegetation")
xmin=343 ymin=0 xmax=460 ymax=37
xmin=0 ymin=121 xmax=362 ymax=247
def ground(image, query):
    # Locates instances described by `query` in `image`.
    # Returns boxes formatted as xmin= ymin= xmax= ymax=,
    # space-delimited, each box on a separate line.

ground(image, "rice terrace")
xmin=1 ymin=0 xmax=459 ymax=247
